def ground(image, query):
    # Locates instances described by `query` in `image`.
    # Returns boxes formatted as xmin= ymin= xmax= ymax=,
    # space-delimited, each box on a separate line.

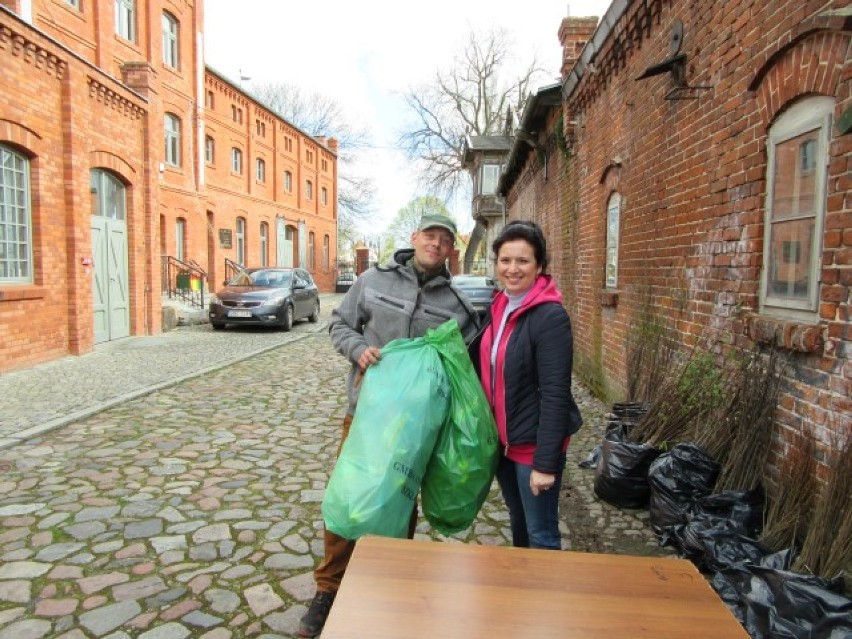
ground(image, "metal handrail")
xmin=223 ymin=258 xmax=244 ymax=285
xmin=161 ymin=255 xmax=207 ymax=308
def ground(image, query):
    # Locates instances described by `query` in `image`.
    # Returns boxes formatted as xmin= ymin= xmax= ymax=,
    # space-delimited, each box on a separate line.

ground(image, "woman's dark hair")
xmin=492 ymin=220 xmax=549 ymax=271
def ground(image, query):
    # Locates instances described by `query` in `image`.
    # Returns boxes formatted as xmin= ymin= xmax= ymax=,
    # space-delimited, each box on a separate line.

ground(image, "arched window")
xmin=231 ymin=148 xmax=242 ymax=174
xmin=162 ymin=12 xmax=179 ymax=68
xmin=260 ymin=222 xmax=269 ymax=267
xmin=90 ymin=169 xmax=126 ymax=221
xmin=761 ymin=96 xmax=833 ymax=320
xmin=321 ymin=186 xmax=328 ymax=206
xmin=175 ymin=218 xmax=186 ymax=262
xmin=305 ymin=180 xmax=313 ymax=200
xmin=308 ymin=232 xmax=315 ymax=270
xmin=606 ymin=192 xmax=620 ymax=288
xmin=205 ymin=136 xmax=214 ymax=164
xmin=256 ymin=158 xmax=266 ymax=182
xmin=323 ymin=234 xmax=330 ymax=271
xmin=0 ymin=145 xmax=32 ymax=282
xmin=284 ymin=170 xmax=292 ymax=192
xmin=236 ymin=216 xmax=246 ymax=265
xmin=164 ymin=113 xmax=181 ymax=167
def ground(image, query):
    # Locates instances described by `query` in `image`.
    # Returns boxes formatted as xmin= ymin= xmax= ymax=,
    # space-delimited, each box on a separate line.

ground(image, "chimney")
xmin=327 ymin=137 xmax=339 ymax=154
xmin=559 ymin=16 xmax=598 ymax=79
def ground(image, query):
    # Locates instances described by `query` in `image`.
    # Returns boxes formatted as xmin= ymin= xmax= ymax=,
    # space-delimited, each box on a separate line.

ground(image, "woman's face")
xmin=496 ymin=239 xmax=541 ymax=295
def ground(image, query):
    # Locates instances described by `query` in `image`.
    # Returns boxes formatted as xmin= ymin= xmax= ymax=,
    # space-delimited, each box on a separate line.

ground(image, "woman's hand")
xmin=357 ymin=347 xmax=381 ymax=372
xmin=530 ymin=470 xmax=555 ymax=496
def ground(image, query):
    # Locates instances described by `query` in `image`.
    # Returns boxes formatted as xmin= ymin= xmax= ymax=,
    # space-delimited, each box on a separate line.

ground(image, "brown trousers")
xmin=314 ymin=413 xmax=418 ymax=593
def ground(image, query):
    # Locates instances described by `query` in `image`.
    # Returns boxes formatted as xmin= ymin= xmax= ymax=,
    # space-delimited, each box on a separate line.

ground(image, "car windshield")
xmin=230 ymin=270 xmax=292 ymax=287
xmin=454 ymin=276 xmax=492 ymax=287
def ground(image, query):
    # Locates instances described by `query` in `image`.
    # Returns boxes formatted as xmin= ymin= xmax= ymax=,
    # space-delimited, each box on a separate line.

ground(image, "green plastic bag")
xmin=421 ymin=320 xmax=499 ymax=535
xmin=321 ymin=336 xmax=450 ymax=540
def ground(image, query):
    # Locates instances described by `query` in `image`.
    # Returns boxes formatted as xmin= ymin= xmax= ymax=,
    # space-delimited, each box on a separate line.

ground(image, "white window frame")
xmin=164 ymin=113 xmax=180 ymax=167
xmin=760 ymin=96 xmax=832 ymax=321
xmin=162 ymin=12 xmax=179 ymax=69
xmin=260 ymin=222 xmax=269 ymax=267
xmin=480 ymin=164 xmax=500 ymax=195
xmin=231 ymin=148 xmax=242 ymax=174
xmin=175 ymin=218 xmax=185 ymax=262
xmin=115 ymin=0 xmax=135 ymax=42
xmin=321 ymin=186 xmax=328 ymax=205
xmin=323 ymin=234 xmax=330 ymax=271
xmin=606 ymin=192 xmax=621 ymax=288
xmin=65 ymin=0 xmax=80 ymax=9
xmin=284 ymin=171 xmax=292 ymax=192
xmin=205 ymin=136 xmax=214 ymax=164
xmin=256 ymin=158 xmax=266 ymax=183
xmin=236 ymin=217 xmax=246 ymax=265
xmin=308 ymin=232 xmax=315 ymax=270
xmin=0 ymin=145 xmax=33 ymax=283
xmin=306 ymin=180 xmax=313 ymax=200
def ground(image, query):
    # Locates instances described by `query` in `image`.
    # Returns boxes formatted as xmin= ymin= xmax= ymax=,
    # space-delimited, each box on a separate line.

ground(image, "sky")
xmin=204 ymin=0 xmax=613 ymax=237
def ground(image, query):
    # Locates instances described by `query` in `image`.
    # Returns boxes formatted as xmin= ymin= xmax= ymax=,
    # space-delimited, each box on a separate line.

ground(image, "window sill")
xmin=600 ymin=289 xmax=619 ymax=307
xmin=0 ymin=286 xmax=45 ymax=302
xmin=744 ymin=313 xmax=824 ymax=353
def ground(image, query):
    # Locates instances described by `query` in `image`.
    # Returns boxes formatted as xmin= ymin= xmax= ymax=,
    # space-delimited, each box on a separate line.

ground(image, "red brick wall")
xmin=555 ymin=0 xmax=850 ymax=463
xmin=203 ymin=73 xmax=339 ymax=293
xmin=505 ymin=109 xmax=571 ymax=298
xmin=0 ymin=1 xmax=339 ymax=372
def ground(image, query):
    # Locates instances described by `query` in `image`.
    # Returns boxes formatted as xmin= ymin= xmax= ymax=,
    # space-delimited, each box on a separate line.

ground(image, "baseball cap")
xmin=417 ymin=214 xmax=457 ymax=239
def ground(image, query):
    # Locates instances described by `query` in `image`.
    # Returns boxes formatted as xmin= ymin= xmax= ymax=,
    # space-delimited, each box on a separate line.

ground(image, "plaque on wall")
xmin=219 ymin=228 xmax=232 ymax=248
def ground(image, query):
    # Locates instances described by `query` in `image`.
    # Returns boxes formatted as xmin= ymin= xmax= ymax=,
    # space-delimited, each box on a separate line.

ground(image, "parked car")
xmin=208 ymin=267 xmax=320 ymax=331
xmin=452 ymin=274 xmax=498 ymax=318
xmin=335 ymin=271 xmax=357 ymax=293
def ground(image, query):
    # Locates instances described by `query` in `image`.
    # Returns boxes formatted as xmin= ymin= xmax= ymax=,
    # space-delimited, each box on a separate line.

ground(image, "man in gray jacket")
xmin=298 ymin=213 xmax=479 ymax=637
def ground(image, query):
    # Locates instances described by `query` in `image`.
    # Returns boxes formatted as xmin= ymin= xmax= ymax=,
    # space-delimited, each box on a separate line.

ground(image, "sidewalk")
xmin=0 ymin=293 xmax=342 ymax=449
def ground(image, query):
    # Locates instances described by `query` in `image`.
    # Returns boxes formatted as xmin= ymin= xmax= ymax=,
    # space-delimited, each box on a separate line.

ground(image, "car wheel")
xmin=211 ymin=322 xmax=226 ymax=330
xmin=308 ymin=299 xmax=320 ymax=323
xmin=279 ymin=304 xmax=294 ymax=331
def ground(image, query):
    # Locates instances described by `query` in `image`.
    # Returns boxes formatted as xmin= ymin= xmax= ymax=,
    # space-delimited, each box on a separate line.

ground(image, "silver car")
xmin=208 ymin=268 xmax=320 ymax=331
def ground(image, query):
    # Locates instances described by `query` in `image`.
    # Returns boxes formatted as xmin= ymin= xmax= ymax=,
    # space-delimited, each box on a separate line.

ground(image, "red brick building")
xmin=500 ymin=1 xmax=850 ymax=465
xmin=0 ymin=0 xmax=338 ymax=373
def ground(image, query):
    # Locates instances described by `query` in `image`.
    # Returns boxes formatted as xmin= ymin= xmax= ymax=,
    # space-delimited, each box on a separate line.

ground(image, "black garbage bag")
xmin=689 ymin=488 xmax=765 ymax=539
xmin=578 ymin=445 xmax=601 ymax=469
xmin=673 ymin=515 xmax=772 ymax=572
xmin=579 ymin=421 xmax=634 ymax=469
xmin=648 ymin=442 xmax=720 ymax=533
xmin=712 ymin=552 xmax=852 ymax=639
xmin=593 ymin=428 xmax=662 ymax=509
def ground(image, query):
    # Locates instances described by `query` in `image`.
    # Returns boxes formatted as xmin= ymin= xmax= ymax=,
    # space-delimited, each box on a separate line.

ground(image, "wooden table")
xmin=321 ymin=536 xmax=748 ymax=638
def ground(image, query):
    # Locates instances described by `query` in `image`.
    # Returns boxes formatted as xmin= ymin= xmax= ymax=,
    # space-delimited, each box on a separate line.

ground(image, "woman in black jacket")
xmin=472 ymin=221 xmax=582 ymax=549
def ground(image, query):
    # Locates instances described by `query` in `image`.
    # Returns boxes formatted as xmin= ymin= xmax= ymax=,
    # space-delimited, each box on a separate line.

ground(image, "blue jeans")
xmin=495 ymin=454 xmax=565 ymax=550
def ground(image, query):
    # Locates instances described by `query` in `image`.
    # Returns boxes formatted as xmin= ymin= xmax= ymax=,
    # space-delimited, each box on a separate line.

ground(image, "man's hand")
xmin=357 ymin=347 xmax=381 ymax=372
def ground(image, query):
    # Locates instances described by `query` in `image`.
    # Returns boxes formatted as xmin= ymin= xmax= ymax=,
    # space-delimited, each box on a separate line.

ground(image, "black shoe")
xmin=298 ymin=590 xmax=336 ymax=637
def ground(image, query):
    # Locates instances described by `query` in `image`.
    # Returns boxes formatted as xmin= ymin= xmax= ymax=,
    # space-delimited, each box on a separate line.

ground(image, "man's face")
xmin=411 ymin=227 xmax=454 ymax=272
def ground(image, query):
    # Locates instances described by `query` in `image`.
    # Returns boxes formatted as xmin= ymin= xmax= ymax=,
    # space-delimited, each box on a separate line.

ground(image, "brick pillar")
xmin=559 ymin=16 xmax=599 ymax=79
xmin=448 ymin=248 xmax=460 ymax=276
xmin=120 ymin=61 xmax=157 ymax=98
xmin=355 ymin=246 xmax=370 ymax=275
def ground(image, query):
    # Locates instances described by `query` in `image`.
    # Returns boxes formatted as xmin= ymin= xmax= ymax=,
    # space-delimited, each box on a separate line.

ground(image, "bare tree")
xmin=398 ymin=27 xmax=543 ymax=198
xmin=386 ymin=196 xmax=453 ymax=250
xmin=250 ymin=82 xmax=376 ymax=237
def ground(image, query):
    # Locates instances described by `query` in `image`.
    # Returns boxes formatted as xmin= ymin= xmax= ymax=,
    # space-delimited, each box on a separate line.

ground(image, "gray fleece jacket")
xmin=329 ymin=249 xmax=480 ymax=414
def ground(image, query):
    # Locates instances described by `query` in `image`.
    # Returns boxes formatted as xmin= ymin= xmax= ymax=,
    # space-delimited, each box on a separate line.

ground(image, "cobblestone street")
xmin=0 ymin=299 xmax=670 ymax=638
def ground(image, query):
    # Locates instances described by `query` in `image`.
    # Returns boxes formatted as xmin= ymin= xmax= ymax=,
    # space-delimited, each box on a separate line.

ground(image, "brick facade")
xmin=502 ymin=1 xmax=850 ymax=470
xmin=540 ymin=0 xmax=852 ymax=464
xmin=0 ymin=0 xmax=338 ymax=373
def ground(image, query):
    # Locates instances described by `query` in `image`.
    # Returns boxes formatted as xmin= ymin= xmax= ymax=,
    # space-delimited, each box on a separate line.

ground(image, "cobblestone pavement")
xmin=0 ymin=294 xmax=672 ymax=638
